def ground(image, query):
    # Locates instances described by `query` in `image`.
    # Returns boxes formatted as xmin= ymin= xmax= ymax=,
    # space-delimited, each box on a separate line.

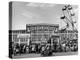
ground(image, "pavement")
xmin=12 ymin=52 xmax=78 ymax=59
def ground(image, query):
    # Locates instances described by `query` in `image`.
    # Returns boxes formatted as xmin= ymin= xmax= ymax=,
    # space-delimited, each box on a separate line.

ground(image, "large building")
xmin=9 ymin=30 xmax=30 ymax=45
xmin=10 ymin=24 xmax=59 ymax=45
xmin=58 ymin=29 xmax=78 ymax=44
xmin=26 ymin=24 xmax=59 ymax=44
xmin=10 ymin=23 xmax=78 ymax=46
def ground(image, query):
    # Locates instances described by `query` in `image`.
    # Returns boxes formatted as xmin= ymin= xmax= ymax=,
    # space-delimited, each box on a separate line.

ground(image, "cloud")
xmin=26 ymin=2 xmax=55 ymax=8
xmin=22 ymin=11 xmax=34 ymax=18
xmin=21 ymin=11 xmax=42 ymax=21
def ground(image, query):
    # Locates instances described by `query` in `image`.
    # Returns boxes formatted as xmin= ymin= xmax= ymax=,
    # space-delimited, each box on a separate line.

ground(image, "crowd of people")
xmin=10 ymin=36 xmax=78 ymax=56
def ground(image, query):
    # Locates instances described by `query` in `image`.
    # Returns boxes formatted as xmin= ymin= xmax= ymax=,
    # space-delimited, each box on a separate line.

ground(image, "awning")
xmin=17 ymin=34 xmax=30 ymax=38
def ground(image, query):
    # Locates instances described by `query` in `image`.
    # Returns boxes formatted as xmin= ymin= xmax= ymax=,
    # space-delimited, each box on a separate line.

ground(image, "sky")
xmin=12 ymin=1 xmax=78 ymax=30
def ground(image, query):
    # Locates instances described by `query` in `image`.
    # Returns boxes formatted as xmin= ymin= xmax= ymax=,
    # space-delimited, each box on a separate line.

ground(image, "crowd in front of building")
xmin=9 ymin=24 xmax=78 ymax=57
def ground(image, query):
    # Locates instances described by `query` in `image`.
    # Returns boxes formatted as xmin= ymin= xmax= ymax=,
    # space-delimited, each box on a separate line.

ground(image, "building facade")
xmin=26 ymin=24 xmax=59 ymax=44
xmin=10 ymin=24 xmax=59 ymax=45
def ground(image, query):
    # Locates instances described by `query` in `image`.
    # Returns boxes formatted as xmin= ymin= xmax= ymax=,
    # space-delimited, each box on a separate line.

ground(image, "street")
xmin=13 ymin=52 xmax=78 ymax=59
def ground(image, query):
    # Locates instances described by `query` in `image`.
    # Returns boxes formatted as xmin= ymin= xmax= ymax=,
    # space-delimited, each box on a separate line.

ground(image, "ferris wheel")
xmin=60 ymin=5 xmax=77 ymax=31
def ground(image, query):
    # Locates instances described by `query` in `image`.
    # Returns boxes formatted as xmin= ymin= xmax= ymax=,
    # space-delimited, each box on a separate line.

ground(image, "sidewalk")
xmin=13 ymin=51 xmax=78 ymax=59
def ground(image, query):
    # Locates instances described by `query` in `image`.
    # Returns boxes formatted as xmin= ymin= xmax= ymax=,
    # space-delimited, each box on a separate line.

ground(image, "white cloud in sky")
xmin=26 ymin=2 xmax=56 ymax=8
xmin=22 ymin=11 xmax=35 ymax=18
xmin=21 ymin=11 xmax=41 ymax=20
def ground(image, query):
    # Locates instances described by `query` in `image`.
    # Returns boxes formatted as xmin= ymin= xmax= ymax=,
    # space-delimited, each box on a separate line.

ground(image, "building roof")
xmin=26 ymin=23 xmax=59 ymax=27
